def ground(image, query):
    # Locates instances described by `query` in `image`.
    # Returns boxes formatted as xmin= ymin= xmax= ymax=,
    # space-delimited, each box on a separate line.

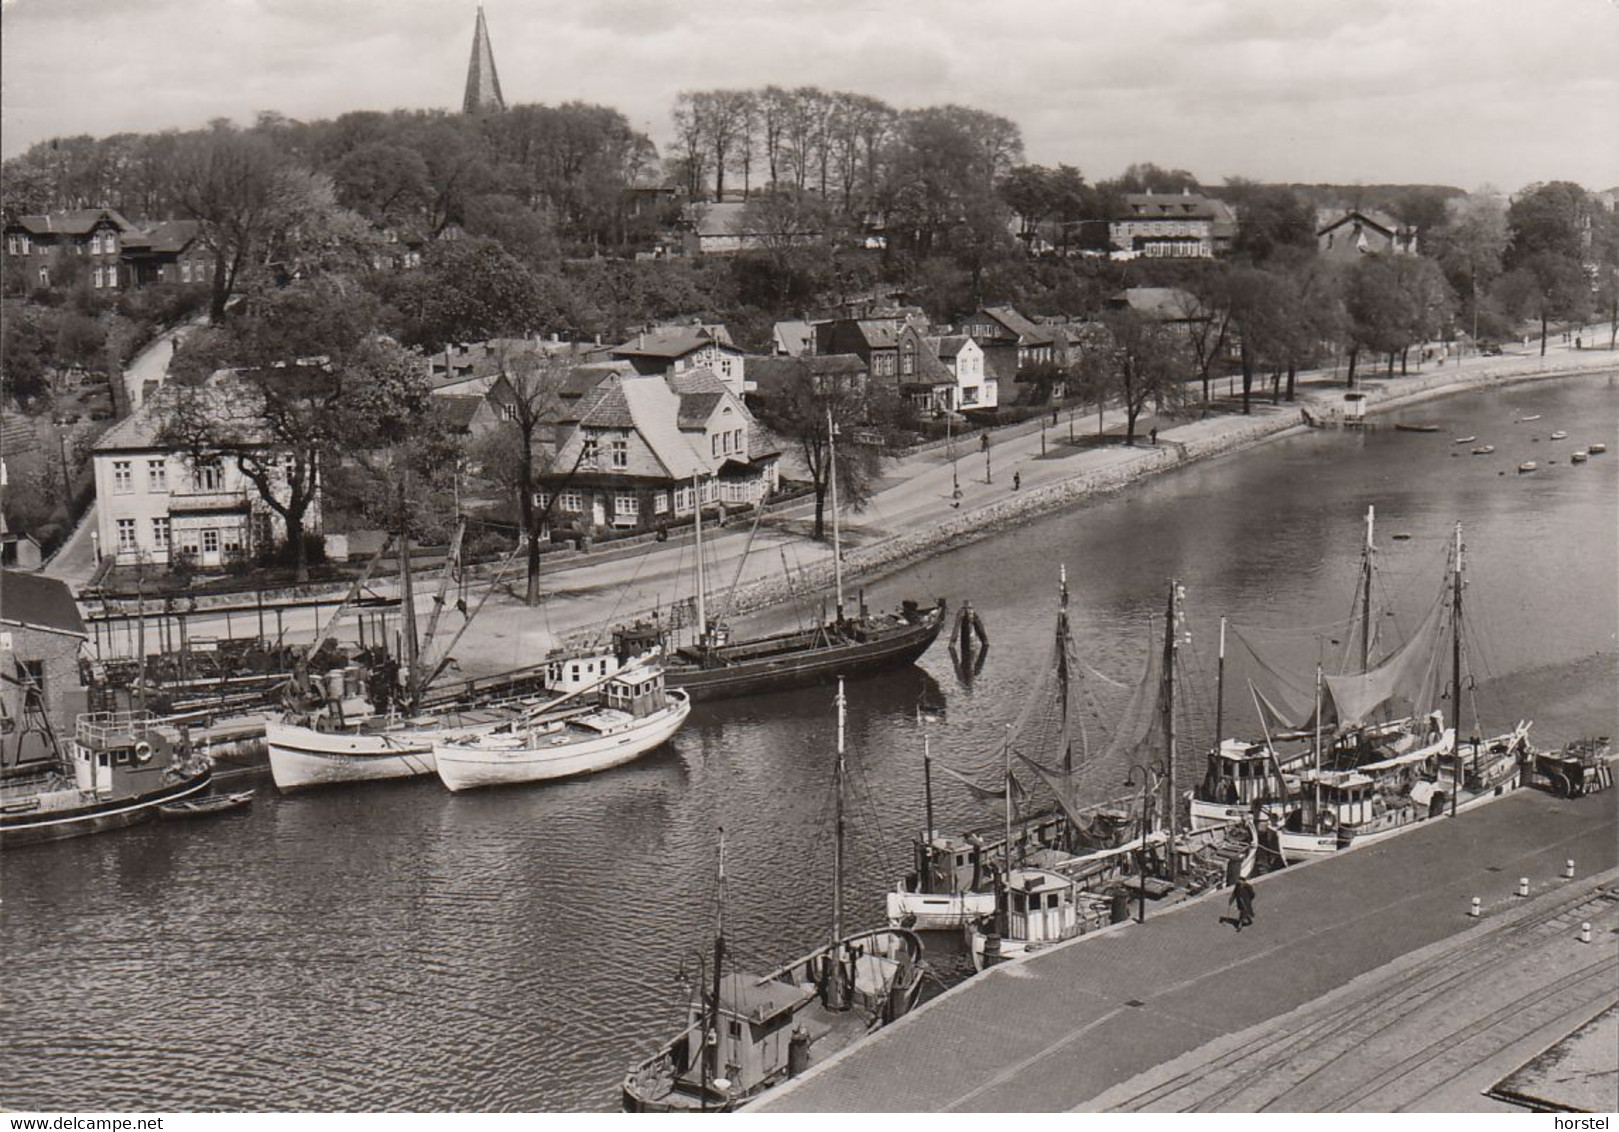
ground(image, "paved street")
xmin=751 ymin=785 xmax=1619 ymax=1111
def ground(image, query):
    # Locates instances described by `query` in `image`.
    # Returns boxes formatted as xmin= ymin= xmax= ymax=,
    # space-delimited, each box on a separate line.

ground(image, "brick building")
xmin=1 ymin=571 xmax=88 ymax=770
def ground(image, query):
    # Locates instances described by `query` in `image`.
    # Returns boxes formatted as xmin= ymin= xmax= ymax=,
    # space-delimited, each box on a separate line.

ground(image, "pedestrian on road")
xmin=1012 ymin=471 xmax=1021 ymax=491
xmin=1150 ymin=427 xmax=1158 ymax=446
xmin=1230 ymin=876 xmax=1256 ymax=932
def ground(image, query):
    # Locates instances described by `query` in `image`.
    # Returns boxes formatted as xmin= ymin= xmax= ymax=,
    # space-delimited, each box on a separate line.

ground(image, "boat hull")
xmin=1189 ymin=796 xmax=1297 ymax=832
xmin=886 ymin=888 xmax=997 ymax=931
xmin=434 ymin=694 xmax=691 ymax=791
xmin=666 ymin=610 xmax=944 ymax=702
xmin=265 ymin=721 xmax=451 ymax=790
xmin=1 ymin=771 xmax=211 ymax=848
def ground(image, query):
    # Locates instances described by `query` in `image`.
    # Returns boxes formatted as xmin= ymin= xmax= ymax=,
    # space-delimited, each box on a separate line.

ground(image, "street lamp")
xmin=1124 ymin=761 xmax=1166 ymax=924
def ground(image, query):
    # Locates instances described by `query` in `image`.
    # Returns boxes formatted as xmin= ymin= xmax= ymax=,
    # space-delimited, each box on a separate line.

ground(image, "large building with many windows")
xmin=90 ymin=386 xmax=317 ymax=569
xmin=1109 ymin=191 xmax=1237 ymax=259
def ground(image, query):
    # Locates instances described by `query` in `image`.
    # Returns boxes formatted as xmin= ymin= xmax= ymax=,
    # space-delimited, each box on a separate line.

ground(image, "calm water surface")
xmin=5 ymin=374 xmax=1616 ymax=1111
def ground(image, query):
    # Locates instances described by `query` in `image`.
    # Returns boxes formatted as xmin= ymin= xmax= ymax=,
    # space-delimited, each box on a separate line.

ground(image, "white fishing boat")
xmin=1588 ymin=442 xmax=1606 ymax=454
xmin=1471 ymin=445 xmax=1495 ymax=455
xmin=1549 ymin=430 xmax=1568 ymax=441
xmin=1517 ymin=461 xmax=1537 ymax=473
xmin=433 ymin=661 xmax=689 ymax=791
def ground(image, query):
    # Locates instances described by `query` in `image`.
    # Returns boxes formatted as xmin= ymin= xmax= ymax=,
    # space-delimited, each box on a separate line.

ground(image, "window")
xmin=733 ymin=429 xmax=744 ymax=454
xmin=559 ymin=490 xmax=582 ymax=512
xmin=92 ymin=265 xmax=104 ymax=289
xmin=614 ymin=493 xmax=638 ymax=518
xmin=222 ymin=527 xmax=242 ymax=553
xmin=675 ymin=486 xmax=693 ymax=513
xmin=112 ymin=460 xmax=133 ymax=493
xmin=116 ymin=518 xmax=137 ymax=552
xmin=194 ymin=461 xmax=224 ymax=492
xmin=610 ymin=437 xmax=629 ymax=469
xmin=581 ymin=435 xmax=600 ymax=467
xmin=146 ymin=459 xmax=167 ymax=491
xmin=901 ymin=350 xmax=915 ymax=376
xmin=180 ymin=262 xmax=192 ymax=284
xmin=151 ymin=517 xmax=170 ymax=549
xmin=37 ymin=267 xmax=49 ymax=287
xmin=201 ymin=529 xmax=220 ymax=555
xmin=653 ymin=493 xmax=669 ymax=515
xmin=20 ymin=659 xmax=46 ymax=712
xmin=711 ymin=434 xmax=721 ymax=458
xmin=721 ymin=431 xmax=731 ymax=455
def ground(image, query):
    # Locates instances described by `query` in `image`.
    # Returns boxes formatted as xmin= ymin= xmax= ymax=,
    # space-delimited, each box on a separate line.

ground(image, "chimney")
xmin=638 ymin=332 xmax=645 ymax=349
xmin=1182 ymin=186 xmax=1191 ymax=196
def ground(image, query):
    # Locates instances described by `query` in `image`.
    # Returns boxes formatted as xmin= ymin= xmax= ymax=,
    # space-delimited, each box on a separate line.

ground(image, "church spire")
xmin=462 ymin=6 xmax=506 ymax=115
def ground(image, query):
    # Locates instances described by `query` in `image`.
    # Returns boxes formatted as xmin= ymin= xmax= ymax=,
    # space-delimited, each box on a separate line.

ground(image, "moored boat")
xmin=1588 ymin=442 xmax=1606 ymax=454
xmin=433 ymin=660 xmax=690 ymax=791
xmin=1 ymin=711 xmax=212 ymax=848
xmin=1394 ymin=423 xmax=1441 ymax=433
xmin=1517 ymin=461 xmax=1537 ymax=473
xmin=1471 ymin=445 xmax=1495 ymax=455
xmin=1453 ymin=436 xmax=1476 ymax=444
xmin=1550 ymin=430 xmax=1568 ymax=440
xmin=1571 ymin=450 xmax=1588 ymax=463
xmin=158 ymin=789 xmax=255 ymax=819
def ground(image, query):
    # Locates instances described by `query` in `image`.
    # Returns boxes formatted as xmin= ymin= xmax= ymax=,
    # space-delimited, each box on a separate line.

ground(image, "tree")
xmin=1227 ymin=267 xmax=1291 ymax=410
xmin=1174 ymin=269 xmax=1232 ymax=409
xmin=1429 ymin=190 xmax=1509 ymax=348
xmin=488 ymin=344 xmax=575 ymax=604
xmin=171 ymin=123 xmax=284 ymax=321
xmin=1494 ymin=252 xmax=1591 ymax=356
xmin=1093 ymin=310 xmax=1188 ymax=442
xmin=385 ymin=237 xmax=559 ymax=349
xmin=1506 ymin=181 xmax=1590 ymax=266
xmin=1227 ymin=181 xmax=1315 ymax=264
xmin=1342 ymin=256 xmax=1408 ymax=386
xmin=737 ymin=189 xmax=835 ymax=303
xmin=751 ymin=366 xmax=880 ymax=541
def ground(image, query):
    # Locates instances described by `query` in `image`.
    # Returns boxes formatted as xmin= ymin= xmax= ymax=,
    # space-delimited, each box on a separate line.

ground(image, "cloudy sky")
xmin=3 ymin=0 xmax=1617 ymax=192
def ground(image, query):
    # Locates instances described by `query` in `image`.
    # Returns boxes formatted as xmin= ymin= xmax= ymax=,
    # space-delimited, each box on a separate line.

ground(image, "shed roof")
xmin=1 ymin=570 xmax=87 ymax=637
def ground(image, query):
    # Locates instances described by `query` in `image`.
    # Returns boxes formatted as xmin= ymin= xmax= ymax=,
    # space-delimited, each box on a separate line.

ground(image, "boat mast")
xmin=1313 ymin=660 xmax=1324 ymax=823
xmin=1215 ymin=615 xmax=1226 ymax=751
xmin=1360 ymin=505 xmax=1375 ymax=672
xmin=703 ymin=827 xmax=727 ymax=1108
xmin=692 ymin=473 xmax=707 ymax=646
xmin=827 ymin=410 xmax=844 ymax=622
xmin=1057 ymin=566 xmax=1073 ymax=774
xmin=1451 ymin=521 xmax=1462 ymax=820
xmin=1161 ymin=580 xmax=1180 ymax=881
xmin=399 ymin=475 xmax=421 ymax=708
xmin=1002 ymin=723 xmax=1014 ymax=875
xmin=922 ymin=732 xmax=934 ymax=844
xmin=833 ymin=678 xmax=846 ymax=945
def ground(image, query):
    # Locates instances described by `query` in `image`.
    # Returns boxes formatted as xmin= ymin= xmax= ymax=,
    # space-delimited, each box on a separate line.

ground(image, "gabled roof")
xmin=1119 ymin=192 xmax=1235 ymax=223
xmin=1316 ymin=208 xmax=1405 ymax=238
xmin=7 ymin=208 xmax=135 ymax=237
xmin=434 ymin=395 xmax=487 ymax=432
xmin=771 ymin=320 xmax=818 ymax=357
xmin=936 ymin=335 xmax=973 ymax=359
xmin=1 ymin=570 xmax=87 ymax=638
xmin=609 ymin=328 xmax=728 ymax=360
xmin=971 ymin=306 xmax=1054 ymax=347
xmin=121 ymin=219 xmax=202 ymax=254
xmin=1109 ymin=287 xmax=1206 ymax=321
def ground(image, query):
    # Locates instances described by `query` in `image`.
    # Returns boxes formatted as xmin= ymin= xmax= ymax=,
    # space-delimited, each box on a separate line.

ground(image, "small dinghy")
xmin=1392 ymin=533 xmax=1413 ymax=541
xmin=1471 ymin=445 xmax=1495 ymax=455
xmin=1518 ymin=415 xmax=1542 ymax=423
xmin=1517 ymin=461 xmax=1537 ymax=474
xmin=158 ymin=790 xmax=255 ymax=819
xmin=1589 ymin=442 xmax=1607 ymax=454
xmin=1454 ymin=436 xmax=1476 ymax=444
xmin=1550 ymin=430 xmax=1568 ymax=440
xmin=1394 ymin=423 xmax=1441 ymax=433
xmin=1572 ymin=451 xmax=1589 ymax=463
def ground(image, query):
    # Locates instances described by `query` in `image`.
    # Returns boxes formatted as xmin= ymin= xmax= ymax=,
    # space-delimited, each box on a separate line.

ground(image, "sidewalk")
xmin=749 ymin=784 xmax=1618 ymax=1112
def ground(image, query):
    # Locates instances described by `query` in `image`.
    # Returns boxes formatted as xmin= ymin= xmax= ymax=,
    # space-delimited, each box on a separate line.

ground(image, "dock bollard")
xmin=1579 ymin=922 xmax=1592 ymax=944
xmin=1564 ymin=859 xmax=1575 ymax=879
xmin=1469 ymin=897 xmax=1481 ymax=918
xmin=1516 ymin=877 xmax=1529 ymax=897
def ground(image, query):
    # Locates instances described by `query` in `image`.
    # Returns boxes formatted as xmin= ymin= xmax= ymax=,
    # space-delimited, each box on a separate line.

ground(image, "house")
xmin=538 ymin=369 xmax=779 ymax=538
xmin=119 ymin=220 xmax=216 ymax=287
xmin=745 ymin=355 xmax=868 ymax=413
xmin=91 ymin=381 xmax=320 ymax=569
xmin=607 ymin=327 xmax=747 ymax=398
xmin=1107 ymin=287 xmax=1210 ymax=325
xmin=892 ymin=328 xmax=993 ymax=412
xmin=1109 ymin=190 xmax=1237 ymax=259
xmin=815 ymin=320 xmax=902 ymax=383
xmin=1 ymin=570 xmax=88 ymax=769
xmin=2 ymin=208 xmax=139 ymax=294
xmin=1315 ymin=209 xmax=1418 ymax=259
xmin=683 ymin=200 xmax=823 ymax=256
xmin=957 ymin=305 xmax=1054 ymax=391
xmin=770 ymin=319 xmax=822 ymax=357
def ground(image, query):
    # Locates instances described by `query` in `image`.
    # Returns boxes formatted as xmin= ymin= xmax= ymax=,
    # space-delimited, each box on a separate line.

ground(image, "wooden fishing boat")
xmin=158 ymin=790 xmax=255 ymax=819
xmin=1394 ymin=423 xmax=1441 ymax=433
xmin=1550 ymin=430 xmax=1568 ymax=440
xmin=1471 ymin=445 xmax=1495 ymax=455
xmin=622 ymin=683 xmax=924 ymax=1112
xmin=1517 ymin=461 xmax=1537 ymax=473
xmin=433 ymin=661 xmax=690 ymax=791
xmin=1 ymin=712 xmax=212 ymax=848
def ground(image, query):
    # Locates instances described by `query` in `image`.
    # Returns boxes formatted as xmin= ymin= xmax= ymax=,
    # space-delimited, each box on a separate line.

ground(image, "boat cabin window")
xmin=98 ymin=753 xmax=109 ymax=768
xmin=113 ymin=749 xmax=131 ymax=766
xmin=570 ymin=664 xmax=581 ymax=681
xmin=727 ymin=1020 xmax=742 ymax=1039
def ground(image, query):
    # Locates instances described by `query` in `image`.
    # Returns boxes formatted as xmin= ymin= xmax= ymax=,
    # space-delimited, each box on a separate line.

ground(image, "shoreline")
xmin=723 ymin=358 xmax=1617 ymax=630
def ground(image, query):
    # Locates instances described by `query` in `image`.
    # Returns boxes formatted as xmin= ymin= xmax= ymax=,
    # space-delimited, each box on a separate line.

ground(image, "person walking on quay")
xmin=1012 ymin=471 xmax=1021 ymax=491
xmin=1230 ymin=875 xmax=1256 ymax=932
xmin=1150 ymin=426 xmax=1158 ymax=446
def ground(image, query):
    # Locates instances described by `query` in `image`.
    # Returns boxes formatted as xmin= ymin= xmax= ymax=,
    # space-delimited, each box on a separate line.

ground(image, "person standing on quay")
xmin=1230 ymin=875 xmax=1256 ymax=931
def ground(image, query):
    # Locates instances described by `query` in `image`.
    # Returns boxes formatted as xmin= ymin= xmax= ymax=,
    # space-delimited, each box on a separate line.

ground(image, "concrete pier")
xmin=750 ymin=786 xmax=1617 ymax=1112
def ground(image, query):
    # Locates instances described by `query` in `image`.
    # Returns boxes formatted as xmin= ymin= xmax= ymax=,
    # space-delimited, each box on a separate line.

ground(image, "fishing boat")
xmin=1517 ymin=461 xmax=1537 ymax=474
xmin=157 ymin=789 xmax=254 ymax=819
xmin=1453 ymin=436 xmax=1477 ymax=445
xmin=1 ymin=711 xmax=212 ymax=847
xmin=614 ymin=423 xmax=945 ymax=702
xmin=1394 ymin=423 xmax=1441 ymax=433
xmin=1550 ymin=430 xmax=1568 ymax=441
xmin=1571 ymin=451 xmax=1589 ymax=463
xmin=1518 ymin=414 xmax=1542 ymax=423
xmin=1588 ymin=442 xmax=1606 ymax=454
xmin=1471 ymin=445 xmax=1495 ymax=455
xmin=433 ymin=659 xmax=690 ymax=791
xmin=622 ymin=683 xmax=925 ymax=1112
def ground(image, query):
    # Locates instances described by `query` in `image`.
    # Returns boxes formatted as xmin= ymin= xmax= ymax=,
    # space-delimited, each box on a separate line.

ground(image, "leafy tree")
xmin=1106 ymin=163 xmax=1200 ymax=195
xmin=385 ymin=237 xmax=559 ymax=349
xmin=1494 ymin=252 xmax=1592 ymax=356
xmin=332 ymin=141 xmax=431 ymax=222
xmin=485 ymin=345 xmax=576 ymax=604
xmin=171 ymin=122 xmax=285 ymax=321
xmin=1342 ymin=256 xmax=1409 ymax=386
xmin=1228 ymin=181 xmax=1315 ymax=263
xmin=1090 ymin=310 xmax=1189 ymax=441
xmin=1227 ymin=267 xmax=1291 ymax=409
xmin=1506 ymin=181 xmax=1590 ymax=266
xmin=751 ymin=363 xmax=881 ymax=541
xmin=1429 ymin=191 xmax=1509 ymax=346
xmin=1174 ymin=269 xmax=1232 ymax=408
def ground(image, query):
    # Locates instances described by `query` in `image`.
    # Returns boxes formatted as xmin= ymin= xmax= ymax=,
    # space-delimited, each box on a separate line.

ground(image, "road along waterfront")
xmin=3 ymin=371 xmax=1615 ymax=1111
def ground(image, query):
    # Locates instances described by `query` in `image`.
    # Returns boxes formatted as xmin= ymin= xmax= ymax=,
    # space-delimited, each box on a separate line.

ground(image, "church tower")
xmin=462 ymin=6 xmax=506 ymax=115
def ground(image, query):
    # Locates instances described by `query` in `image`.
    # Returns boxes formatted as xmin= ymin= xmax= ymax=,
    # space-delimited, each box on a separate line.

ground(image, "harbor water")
xmin=4 ymin=373 xmax=1615 ymax=1112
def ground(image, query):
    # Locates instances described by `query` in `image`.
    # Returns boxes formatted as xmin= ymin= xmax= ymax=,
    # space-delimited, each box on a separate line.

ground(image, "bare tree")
xmin=172 ymin=123 xmax=283 ymax=322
